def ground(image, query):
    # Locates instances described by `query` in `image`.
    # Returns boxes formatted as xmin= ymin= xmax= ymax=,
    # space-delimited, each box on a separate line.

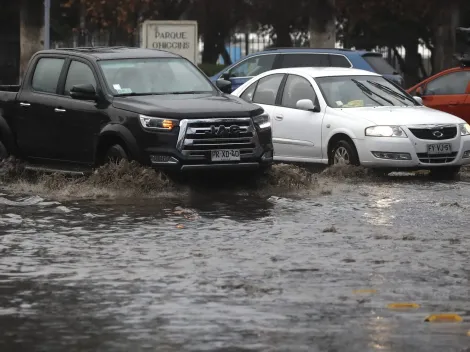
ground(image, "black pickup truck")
xmin=0 ymin=47 xmax=273 ymax=175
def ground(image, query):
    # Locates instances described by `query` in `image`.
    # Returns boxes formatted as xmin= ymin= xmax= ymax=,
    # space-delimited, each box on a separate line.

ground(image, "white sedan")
xmin=231 ymin=67 xmax=470 ymax=178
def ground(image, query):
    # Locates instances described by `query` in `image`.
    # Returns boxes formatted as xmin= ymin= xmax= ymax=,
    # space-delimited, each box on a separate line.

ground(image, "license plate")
xmin=427 ymin=143 xmax=452 ymax=154
xmin=211 ymin=149 xmax=240 ymax=161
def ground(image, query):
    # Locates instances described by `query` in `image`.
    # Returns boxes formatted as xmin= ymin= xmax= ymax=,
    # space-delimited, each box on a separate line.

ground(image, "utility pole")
xmin=44 ymin=0 xmax=50 ymax=49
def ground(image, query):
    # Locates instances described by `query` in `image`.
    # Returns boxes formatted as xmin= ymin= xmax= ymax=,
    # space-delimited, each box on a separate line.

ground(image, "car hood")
xmin=332 ymin=106 xmax=465 ymax=126
xmin=112 ymin=93 xmax=264 ymax=118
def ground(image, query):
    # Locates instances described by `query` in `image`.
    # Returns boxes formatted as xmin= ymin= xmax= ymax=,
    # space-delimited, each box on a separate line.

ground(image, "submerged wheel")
xmin=0 ymin=140 xmax=8 ymax=160
xmin=104 ymin=144 xmax=128 ymax=164
xmin=429 ymin=166 xmax=461 ymax=180
xmin=330 ymin=140 xmax=359 ymax=166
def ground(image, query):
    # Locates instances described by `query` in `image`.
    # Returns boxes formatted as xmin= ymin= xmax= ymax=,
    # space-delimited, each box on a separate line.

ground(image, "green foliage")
xmin=198 ymin=63 xmax=226 ymax=77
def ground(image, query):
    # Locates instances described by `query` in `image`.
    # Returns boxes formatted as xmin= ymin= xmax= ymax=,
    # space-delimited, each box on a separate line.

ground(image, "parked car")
xmin=0 ymin=47 xmax=273 ymax=175
xmin=231 ymin=67 xmax=470 ymax=179
xmin=210 ymin=48 xmax=404 ymax=92
xmin=407 ymin=60 xmax=470 ymax=123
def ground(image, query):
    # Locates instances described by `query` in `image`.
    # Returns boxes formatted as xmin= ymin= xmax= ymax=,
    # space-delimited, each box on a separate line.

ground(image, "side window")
xmin=425 ymin=71 xmax=470 ymax=95
xmin=280 ymin=53 xmax=329 ymax=68
xmin=228 ymin=55 xmax=276 ymax=78
xmin=31 ymin=57 xmax=65 ymax=94
xmin=252 ymin=74 xmax=284 ymax=105
xmin=240 ymin=82 xmax=257 ymax=102
xmin=64 ymin=60 xmax=97 ymax=96
xmin=329 ymin=54 xmax=351 ymax=68
xmin=281 ymin=74 xmax=317 ymax=109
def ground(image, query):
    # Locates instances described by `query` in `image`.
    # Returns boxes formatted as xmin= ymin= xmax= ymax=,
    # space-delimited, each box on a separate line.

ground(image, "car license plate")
xmin=211 ymin=149 xmax=240 ymax=161
xmin=427 ymin=143 xmax=452 ymax=154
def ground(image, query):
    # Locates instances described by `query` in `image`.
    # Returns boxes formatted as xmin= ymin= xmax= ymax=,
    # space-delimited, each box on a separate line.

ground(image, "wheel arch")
xmin=326 ymin=132 xmax=359 ymax=164
xmin=96 ymin=125 xmax=141 ymax=165
xmin=0 ymin=113 xmax=18 ymax=155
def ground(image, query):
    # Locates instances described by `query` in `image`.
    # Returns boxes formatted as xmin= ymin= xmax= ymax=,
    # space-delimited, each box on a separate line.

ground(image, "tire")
xmin=429 ymin=166 xmax=461 ymax=180
xmin=0 ymin=140 xmax=8 ymax=160
xmin=104 ymin=144 xmax=128 ymax=164
xmin=330 ymin=139 xmax=360 ymax=166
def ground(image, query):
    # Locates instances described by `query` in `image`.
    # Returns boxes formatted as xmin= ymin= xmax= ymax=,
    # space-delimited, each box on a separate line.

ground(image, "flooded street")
xmin=1 ymin=162 xmax=469 ymax=351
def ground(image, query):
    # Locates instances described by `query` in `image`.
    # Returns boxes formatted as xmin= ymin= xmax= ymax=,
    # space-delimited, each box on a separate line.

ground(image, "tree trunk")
xmin=273 ymin=22 xmax=292 ymax=47
xmin=309 ymin=0 xmax=336 ymax=48
xmin=432 ymin=0 xmax=460 ymax=73
xmin=403 ymin=41 xmax=421 ymax=87
xmin=77 ymin=1 xmax=87 ymax=46
xmin=202 ymin=27 xmax=222 ymax=63
xmin=19 ymin=0 xmax=44 ymax=82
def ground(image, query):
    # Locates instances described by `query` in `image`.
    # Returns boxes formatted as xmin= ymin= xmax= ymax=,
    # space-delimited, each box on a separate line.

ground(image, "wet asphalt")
xmin=0 ymin=164 xmax=469 ymax=352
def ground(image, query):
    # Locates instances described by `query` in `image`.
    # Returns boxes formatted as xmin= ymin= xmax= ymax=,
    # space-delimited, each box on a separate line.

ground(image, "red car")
xmin=407 ymin=64 xmax=470 ymax=123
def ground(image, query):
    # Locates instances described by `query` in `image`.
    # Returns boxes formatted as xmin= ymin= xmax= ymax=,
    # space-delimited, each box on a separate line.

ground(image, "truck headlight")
xmin=139 ymin=114 xmax=179 ymax=131
xmin=365 ymin=125 xmax=407 ymax=138
xmin=460 ymin=123 xmax=470 ymax=136
xmin=253 ymin=113 xmax=270 ymax=129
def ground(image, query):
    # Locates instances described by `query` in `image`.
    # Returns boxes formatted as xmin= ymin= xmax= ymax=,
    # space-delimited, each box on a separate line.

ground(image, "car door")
xmin=278 ymin=53 xmax=330 ymax=69
xmin=222 ymin=54 xmax=279 ymax=91
xmin=420 ymin=70 xmax=470 ymax=120
xmin=15 ymin=56 xmax=66 ymax=159
xmin=271 ymin=74 xmax=323 ymax=160
xmin=54 ymin=58 xmax=107 ymax=164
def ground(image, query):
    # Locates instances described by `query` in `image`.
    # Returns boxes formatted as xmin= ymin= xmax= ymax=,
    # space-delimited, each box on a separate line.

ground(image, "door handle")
xmin=19 ymin=102 xmax=30 ymax=107
xmin=54 ymin=108 xmax=66 ymax=113
xmin=275 ymin=115 xmax=283 ymax=121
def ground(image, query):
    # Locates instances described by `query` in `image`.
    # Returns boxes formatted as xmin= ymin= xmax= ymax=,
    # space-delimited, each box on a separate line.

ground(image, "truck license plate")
xmin=211 ymin=149 xmax=240 ymax=161
xmin=427 ymin=143 xmax=452 ymax=154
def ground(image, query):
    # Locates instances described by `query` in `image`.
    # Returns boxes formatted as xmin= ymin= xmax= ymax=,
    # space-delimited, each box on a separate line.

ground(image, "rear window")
xmin=280 ymin=54 xmax=329 ymax=68
xmin=362 ymin=55 xmax=397 ymax=75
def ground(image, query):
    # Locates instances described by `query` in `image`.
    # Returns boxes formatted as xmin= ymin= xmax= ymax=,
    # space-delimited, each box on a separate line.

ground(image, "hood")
xmin=330 ymin=106 xmax=465 ymax=126
xmin=112 ymin=93 xmax=264 ymax=119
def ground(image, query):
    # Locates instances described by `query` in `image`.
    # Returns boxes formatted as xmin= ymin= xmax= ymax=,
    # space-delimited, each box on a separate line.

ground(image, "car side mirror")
xmin=216 ymin=79 xmax=232 ymax=94
xmin=221 ymin=72 xmax=231 ymax=80
xmin=415 ymin=86 xmax=423 ymax=97
xmin=70 ymin=84 xmax=98 ymax=101
xmin=413 ymin=96 xmax=423 ymax=104
xmin=296 ymin=99 xmax=320 ymax=112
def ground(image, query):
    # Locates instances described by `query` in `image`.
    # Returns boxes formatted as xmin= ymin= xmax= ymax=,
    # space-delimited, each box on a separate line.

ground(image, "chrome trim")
xmin=406 ymin=124 xmax=456 ymax=129
xmin=181 ymin=162 xmax=260 ymax=171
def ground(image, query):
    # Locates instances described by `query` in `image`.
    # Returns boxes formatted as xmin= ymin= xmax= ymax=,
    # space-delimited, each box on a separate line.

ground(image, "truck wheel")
xmin=104 ymin=144 xmax=128 ymax=164
xmin=330 ymin=140 xmax=359 ymax=166
xmin=0 ymin=140 xmax=8 ymax=160
xmin=429 ymin=166 xmax=461 ymax=180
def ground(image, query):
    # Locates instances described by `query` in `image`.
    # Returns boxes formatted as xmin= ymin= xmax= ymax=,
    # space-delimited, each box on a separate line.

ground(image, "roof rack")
xmin=263 ymin=47 xmax=352 ymax=51
xmin=57 ymin=46 xmax=130 ymax=51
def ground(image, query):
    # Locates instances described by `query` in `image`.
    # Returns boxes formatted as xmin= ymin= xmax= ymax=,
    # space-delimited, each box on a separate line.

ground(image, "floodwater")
xmin=1 ymin=160 xmax=469 ymax=352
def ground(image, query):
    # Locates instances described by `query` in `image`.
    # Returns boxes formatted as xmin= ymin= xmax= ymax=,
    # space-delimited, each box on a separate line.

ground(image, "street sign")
xmin=140 ymin=21 xmax=198 ymax=63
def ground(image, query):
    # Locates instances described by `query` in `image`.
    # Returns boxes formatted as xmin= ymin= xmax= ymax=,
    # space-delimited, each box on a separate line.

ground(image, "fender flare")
xmin=98 ymin=124 xmax=141 ymax=163
xmin=0 ymin=114 xmax=18 ymax=155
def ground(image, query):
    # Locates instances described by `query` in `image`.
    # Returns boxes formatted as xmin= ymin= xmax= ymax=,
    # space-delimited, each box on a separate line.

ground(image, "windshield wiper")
xmin=350 ymin=79 xmax=393 ymax=106
xmin=366 ymin=80 xmax=412 ymax=104
xmin=167 ymin=91 xmax=212 ymax=95
xmin=114 ymin=92 xmax=166 ymax=97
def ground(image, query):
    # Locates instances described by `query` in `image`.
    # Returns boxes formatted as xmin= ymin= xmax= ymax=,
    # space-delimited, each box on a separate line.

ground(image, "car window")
xmin=425 ymin=71 xmax=470 ymax=95
xmin=31 ymin=57 xmax=65 ymax=94
xmin=281 ymin=74 xmax=317 ymax=109
xmin=64 ymin=60 xmax=97 ymax=96
xmin=228 ymin=55 xmax=276 ymax=78
xmin=362 ymin=55 xmax=397 ymax=75
xmin=329 ymin=54 xmax=351 ymax=68
xmin=280 ymin=53 xmax=329 ymax=68
xmin=240 ymin=82 xmax=257 ymax=102
xmin=252 ymin=74 xmax=284 ymax=105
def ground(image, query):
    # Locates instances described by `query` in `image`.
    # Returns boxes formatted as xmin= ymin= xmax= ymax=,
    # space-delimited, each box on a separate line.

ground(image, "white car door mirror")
xmin=413 ymin=96 xmax=423 ymax=105
xmin=296 ymin=99 xmax=319 ymax=112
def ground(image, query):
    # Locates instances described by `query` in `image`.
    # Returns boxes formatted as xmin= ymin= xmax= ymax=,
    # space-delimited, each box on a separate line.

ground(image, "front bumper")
xmin=143 ymin=117 xmax=274 ymax=172
xmin=356 ymin=132 xmax=470 ymax=169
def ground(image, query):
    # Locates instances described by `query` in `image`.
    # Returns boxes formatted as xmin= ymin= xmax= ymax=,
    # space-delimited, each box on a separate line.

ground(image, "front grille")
xmin=408 ymin=126 xmax=457 ymax=140
xmin=417 ymin=152 xmax=458 ymax=164
xmin=177 ymin=118 xmax=258 ymax=160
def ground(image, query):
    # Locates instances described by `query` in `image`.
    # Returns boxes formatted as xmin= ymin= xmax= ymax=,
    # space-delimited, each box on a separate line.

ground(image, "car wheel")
xmin=429 ymin=166 xmax=461 ymax=180
xmin=104 ymin=144 xmax=128 ymax=164
xmin=0 ymin=140 xmax=8 ymax=160
xmin=330 ymin=140 xmax=359 ymax=166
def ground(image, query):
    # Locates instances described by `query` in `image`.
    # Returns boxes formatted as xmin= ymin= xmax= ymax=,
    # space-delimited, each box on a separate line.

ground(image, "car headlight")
xmin=252 ymin=113 xmax=270 ymax=129
xmin=460 ymin=123 xmax=470 ymax=136
xmin=365 ymin=125 xmax=407 ymax=138
xmin=139 ymin=114 xmax=179 ymax=131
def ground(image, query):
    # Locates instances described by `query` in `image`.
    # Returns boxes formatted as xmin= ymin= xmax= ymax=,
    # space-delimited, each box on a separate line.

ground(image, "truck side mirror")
xmin=216 ymin=79 xmax=232 ymax=94
xmin=70 ymin=84 xmax=98 ymax=101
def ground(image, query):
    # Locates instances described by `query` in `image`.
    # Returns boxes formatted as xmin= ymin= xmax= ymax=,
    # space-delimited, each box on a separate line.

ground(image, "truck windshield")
xmin=315 ymin=75 xmax=418 ymax=108
xmin=98 ymin=58 xmax=215 ymax=96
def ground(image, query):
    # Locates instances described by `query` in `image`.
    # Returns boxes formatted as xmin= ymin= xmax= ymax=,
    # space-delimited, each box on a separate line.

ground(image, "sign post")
xmin=44 ymin=0 xmax=51 ymax=49
xmin=140 ymin=21 xmax=198 ymax=63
